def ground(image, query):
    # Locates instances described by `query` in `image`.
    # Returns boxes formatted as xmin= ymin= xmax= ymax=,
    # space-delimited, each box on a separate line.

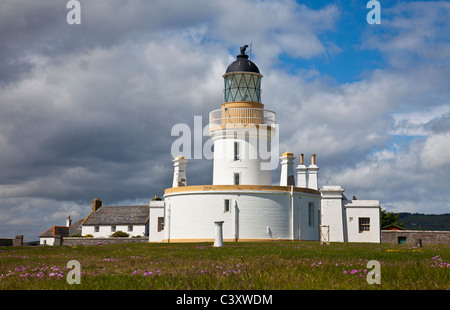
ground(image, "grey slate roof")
xmin=39 ymin=226 xmax=69 ymax=238
xmin=39 ymin=218 xmax=84 ymax=237
xmin=69 ymin=219 xmax=84 ymax=235
xmin=83 ymin=205 xmax=149 ymax=226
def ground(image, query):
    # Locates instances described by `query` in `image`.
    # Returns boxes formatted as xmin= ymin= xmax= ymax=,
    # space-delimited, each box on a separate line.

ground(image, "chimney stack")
xmin=66 ymin=215 xmax=72 ymax=227
xmin=92 ymin=198 xmax=102 ymax=211
xmin=172 ymin=155 xmax=187 ymax=187
xmin=307 ymin=154 xmax=319 ymax=190
xmin=296 ymin=153 xmax=308 ymax=188
xmin=280 ymin=151 xmax=296 ymax=186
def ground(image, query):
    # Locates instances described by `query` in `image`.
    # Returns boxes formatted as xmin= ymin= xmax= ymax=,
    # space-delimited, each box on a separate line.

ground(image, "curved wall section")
xmin=163 ymin=186 xmax=321 ymax=242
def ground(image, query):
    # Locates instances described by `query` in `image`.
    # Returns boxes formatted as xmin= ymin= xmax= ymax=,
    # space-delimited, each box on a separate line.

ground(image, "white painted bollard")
xmin=214 ymin=221 xmax=224 ymax=247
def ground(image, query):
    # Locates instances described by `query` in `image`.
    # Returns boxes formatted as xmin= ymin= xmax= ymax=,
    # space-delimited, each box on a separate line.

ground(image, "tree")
xmin=380 ymin=208 xmax=403 ymax=228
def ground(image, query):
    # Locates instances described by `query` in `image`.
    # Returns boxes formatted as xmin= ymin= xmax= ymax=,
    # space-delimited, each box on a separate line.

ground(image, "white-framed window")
xmin=128 ymin=225 xmax=133 ymax=232
xmin=157 ymin=217 xmax=164 ymax=232
xmin=95 ymin=226 xmax=99 ymax=233
xmin=111 ymin=225 xmax=116 ymax=232
xmin=359 ymin=218 xmax=370 ymax=232
xmin=224 ymin=199 xmax=231 ymax=213
xmin=308 ymin=203 xmax=315 ymax=227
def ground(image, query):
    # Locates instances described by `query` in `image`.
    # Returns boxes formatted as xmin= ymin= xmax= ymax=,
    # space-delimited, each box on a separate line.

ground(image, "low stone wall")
xmin=382 ymin=230 xmax=450 ymax=245
xmin=60 ymin=236 xmax=149 ymax=246
xmin=0 ymin=239 xmax=13 ymax=246
xmin=0 ymin=235 xmax=24 ymax=247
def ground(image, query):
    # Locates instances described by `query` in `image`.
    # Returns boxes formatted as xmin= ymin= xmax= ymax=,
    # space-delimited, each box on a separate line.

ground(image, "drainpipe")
xmin=234 ymin=200 xmax=239 ymax=242
xmin=164 ymin=202 xmax=171 ymax=243
xmin=290 ymin=185 xmax=294 ymax=240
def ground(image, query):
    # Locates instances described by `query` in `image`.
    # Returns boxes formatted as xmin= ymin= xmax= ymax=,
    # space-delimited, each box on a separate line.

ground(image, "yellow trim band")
xmin=164 ymin=184 xmax=320 ymax=195
xmin=221 ymin=101 xmax=264 ymax=109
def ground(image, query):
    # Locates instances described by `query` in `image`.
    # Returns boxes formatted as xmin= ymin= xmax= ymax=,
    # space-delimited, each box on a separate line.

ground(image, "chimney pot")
xmin=66 ymin=215 xmax=72 ymax=227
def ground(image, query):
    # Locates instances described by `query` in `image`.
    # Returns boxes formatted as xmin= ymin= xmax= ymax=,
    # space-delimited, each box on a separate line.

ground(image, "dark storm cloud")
xmin=0 ymin=0 xmax=218 ymax=85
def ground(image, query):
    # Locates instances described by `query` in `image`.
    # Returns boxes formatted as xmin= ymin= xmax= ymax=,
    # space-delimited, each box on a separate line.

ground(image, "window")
xmin=234 ymin=173 xmax=240 ymax=185
xmin=111 ymin=225 xmax=116 ymax=232
xmin=234 ymin=141 xmax=240 ymax=160
xmin=94 ymin=226 xmax=99 ymax=233
xmin=308 ymin=203 xmax=315 ymax=227
xmin=398 ymin=236 xmax=407 ymax=244
xmin=359 ymin=218 xmax=370 ymax=232
xmin=224 ymin=199 xmax=231 ymax=213
xmin=157 ymin=217 xmax=164 ymax=232
xmin=128 ymin=225 xmax=133 ymax=232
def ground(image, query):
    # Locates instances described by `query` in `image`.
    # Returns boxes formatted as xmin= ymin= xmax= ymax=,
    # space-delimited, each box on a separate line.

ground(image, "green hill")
xmin=396 ymin=213 xmax=450 ymax=231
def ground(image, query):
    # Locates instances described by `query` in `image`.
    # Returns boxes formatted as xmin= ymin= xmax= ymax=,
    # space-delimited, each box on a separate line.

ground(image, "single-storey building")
xmin=39 ymin=216 xmax=83 ymax=246
xmin=81 ymin=198 xmax=149 ymax=238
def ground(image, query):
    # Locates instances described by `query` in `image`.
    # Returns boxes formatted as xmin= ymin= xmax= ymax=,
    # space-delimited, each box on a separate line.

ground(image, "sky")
xmin=0 ymin=0 xmax=449 ymax=241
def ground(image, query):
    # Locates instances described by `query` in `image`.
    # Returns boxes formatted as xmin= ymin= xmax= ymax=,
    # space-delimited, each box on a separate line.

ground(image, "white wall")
xmin=40 ymin=237 xmax=54 ymax=246
xmin=344 ymin=201 xmax=381 ymax=243
xmin=149 ymin=200 xmax=165 ymax=242
xmin=320 ymin=186 xmax=345 ymax=242
xmin=320 ymin=186 xmax=381 ymax=243
xmin=164 ymin=189 xmax=321 ymax=242
xmin=82 ymin=224 xmax=148 ymax=238
xmin=211 ymin=128 xmax=272 ymax=186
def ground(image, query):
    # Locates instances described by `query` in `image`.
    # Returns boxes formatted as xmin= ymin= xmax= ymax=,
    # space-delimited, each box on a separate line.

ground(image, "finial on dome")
xmin=237 ymin=45 xmax=249 ymax=60
xmin=240 ymin=45 xmax=248 ymax=54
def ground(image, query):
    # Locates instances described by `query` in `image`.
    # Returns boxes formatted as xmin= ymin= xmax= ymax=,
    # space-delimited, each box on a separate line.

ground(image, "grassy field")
xmin=0 ymin=241 xmax=448 ymax=290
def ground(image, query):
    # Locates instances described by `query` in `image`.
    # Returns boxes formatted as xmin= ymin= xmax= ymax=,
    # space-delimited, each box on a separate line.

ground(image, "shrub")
xmin=85 ymin=234 xmax=94 ymax=237
xmin=111 ymin=231 xmax=129 ymax=237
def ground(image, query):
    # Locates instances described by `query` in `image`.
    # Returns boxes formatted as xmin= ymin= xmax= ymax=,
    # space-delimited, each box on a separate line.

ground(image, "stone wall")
xmin=0 ymin=235 xmax=24 ymax=247
xmin=61 ymin=236 xmax=149 ymax=246
xmin=0 ymin=239 xmax=13 ymax=246
xmin=382 ymin=230 xmax=450 ymax=245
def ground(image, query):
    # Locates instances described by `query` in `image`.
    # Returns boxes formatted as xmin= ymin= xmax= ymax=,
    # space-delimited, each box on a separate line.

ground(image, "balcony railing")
xmin=209 ymin=107 xmax=276 ymax=130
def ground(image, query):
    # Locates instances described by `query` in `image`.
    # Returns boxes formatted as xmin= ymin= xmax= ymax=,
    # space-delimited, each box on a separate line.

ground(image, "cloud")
xmin=362 ymin=1 xmax=450 ymax=66
xmin=306 ymin=1 xmax=450 ymax=213
xmin=390 ymin=105 xmax=450 ymax=136
xmin=420 ymin=132 xmax=450 ymax=169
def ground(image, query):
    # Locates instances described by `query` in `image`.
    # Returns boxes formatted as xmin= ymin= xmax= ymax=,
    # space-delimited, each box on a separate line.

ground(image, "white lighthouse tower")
xmin=161 ymin=46 xmax=323 ymax=243
xmin=209 ymin=45 xmax=275 ymax=185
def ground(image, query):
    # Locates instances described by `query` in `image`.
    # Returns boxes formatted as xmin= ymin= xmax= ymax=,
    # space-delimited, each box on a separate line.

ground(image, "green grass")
xmin=0 ymin=241 xmax=448 ymax=290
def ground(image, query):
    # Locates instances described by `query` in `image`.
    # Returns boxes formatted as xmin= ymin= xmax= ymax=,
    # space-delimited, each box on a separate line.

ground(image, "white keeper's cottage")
xmin=81 ymin=198 xmax=149 ymax=238
xmin=151 ymin=46 xmax=381 ymax=244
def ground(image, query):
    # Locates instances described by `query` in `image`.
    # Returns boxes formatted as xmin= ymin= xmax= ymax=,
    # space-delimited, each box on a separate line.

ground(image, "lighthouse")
xmin=161 ymin=46 xmax=324 ymax=243
xmin=209 ymin=45 xmax=275 ymax=185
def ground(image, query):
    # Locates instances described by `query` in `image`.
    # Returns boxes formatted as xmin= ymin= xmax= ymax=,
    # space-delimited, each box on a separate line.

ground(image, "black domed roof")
xmin=225 ymin=45 xmax=260 ymax=74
